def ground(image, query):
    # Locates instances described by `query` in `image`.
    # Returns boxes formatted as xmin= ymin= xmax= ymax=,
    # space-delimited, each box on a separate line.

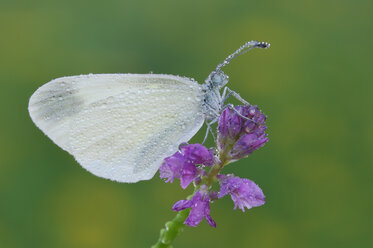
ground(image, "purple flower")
xmin=172 ymin=185 xmax=216 ymax=227
xmin=217 ymin=105 xmax=268 ymax=159
xmin=160 ymin=144 xmax=214 ymax=189
xmin=159 ymin=153 xmax=185 ymax=183
xmin=230 ymin=133 xmax=268 ymax=159
xmin=179 ymin=163 xmax=199 ymax=189
xmin=160 ymin=104 xmax=269 ymax=229
xmin=218 ymin=175 xmax=265 ymax=212
xmin=180 ymin=144 xmax=215 ymax=166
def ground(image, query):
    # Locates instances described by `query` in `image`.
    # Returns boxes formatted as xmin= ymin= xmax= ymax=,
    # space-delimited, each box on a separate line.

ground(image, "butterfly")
xmin=28 ymin=41 xmax=269 ymax=183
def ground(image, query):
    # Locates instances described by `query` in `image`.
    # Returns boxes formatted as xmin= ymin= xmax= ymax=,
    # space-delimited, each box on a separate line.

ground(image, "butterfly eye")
xmin=210 ymin=71 xmax=228 ymax=88
xmin=212 ymin=73 xmax=223 ymax=84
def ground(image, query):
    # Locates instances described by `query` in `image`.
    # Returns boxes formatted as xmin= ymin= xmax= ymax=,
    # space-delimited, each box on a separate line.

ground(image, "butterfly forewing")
xmin=29 ymin=74 xmax=205 ymax=182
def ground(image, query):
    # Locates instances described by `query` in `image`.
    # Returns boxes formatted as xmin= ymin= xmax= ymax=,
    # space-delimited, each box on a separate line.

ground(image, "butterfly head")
xmin=207 ymin=70 xmax=229 ymax=89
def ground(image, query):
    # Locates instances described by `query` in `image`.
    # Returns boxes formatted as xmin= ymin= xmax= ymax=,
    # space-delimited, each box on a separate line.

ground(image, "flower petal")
xmin=180 ymin=144 xmax=215 ymax=166
xmin=205 ymin=214 xmax=217 ymax=228
xmin=218 ymin=175 xmax=265 ymax=212
xmin=230 ymin=133 xmax=268 ymax=159
xmin=180 ymin=163 xmax=198 ymax=189
xmin=218 ymin=108 xmax=231 ymax=137
xmin=172 ymin=199 xmax=193 ymax=211
xmin=159 ymin=152 xmax=186 ymax=182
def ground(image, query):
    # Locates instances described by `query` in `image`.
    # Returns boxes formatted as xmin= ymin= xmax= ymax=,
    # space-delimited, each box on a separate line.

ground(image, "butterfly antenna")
xmin=215 ymin=41 xmax=270 ymax=72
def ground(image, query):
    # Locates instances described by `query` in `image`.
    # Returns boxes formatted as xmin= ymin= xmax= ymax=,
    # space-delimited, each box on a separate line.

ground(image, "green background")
xmin=1 ymin=0 xmax=372 ymax=247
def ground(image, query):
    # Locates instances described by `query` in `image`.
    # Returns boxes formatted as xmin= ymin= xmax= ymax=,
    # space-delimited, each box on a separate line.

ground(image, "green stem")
xmin=151 ymin=208 xmax=190 ymax=248
xmin=205 ymin=143 xmax=233 ymax=187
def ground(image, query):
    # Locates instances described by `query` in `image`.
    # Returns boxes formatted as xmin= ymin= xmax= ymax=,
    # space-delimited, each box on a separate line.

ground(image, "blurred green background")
xmin=1 ymin=0 xmax=372 ymax=247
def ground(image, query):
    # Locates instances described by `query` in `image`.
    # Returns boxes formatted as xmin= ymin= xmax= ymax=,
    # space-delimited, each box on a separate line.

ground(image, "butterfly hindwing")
xmin=29 ymin=74 xmax=205 ymax=182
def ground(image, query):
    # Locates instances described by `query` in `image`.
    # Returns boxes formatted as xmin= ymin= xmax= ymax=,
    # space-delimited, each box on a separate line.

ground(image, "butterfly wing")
xmin=29 ymin=74 xmax=205 ymax=182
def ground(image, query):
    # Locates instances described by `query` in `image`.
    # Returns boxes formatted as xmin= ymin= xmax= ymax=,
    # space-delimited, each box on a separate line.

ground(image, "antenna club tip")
xmin=257 ymin=41 xmax=270 ymax=49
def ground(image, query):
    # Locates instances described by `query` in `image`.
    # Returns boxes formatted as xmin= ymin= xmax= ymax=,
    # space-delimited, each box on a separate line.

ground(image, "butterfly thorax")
xmin=201 ymin=70 xmax=229 ymax=121
xmin=201 ymin=82 xmax=222 ymax=121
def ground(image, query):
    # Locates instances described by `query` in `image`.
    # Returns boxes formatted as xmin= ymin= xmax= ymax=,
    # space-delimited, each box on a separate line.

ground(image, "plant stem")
xmin=205 ymin=144 xmax=233 ymax=187
xmin=151 ymin=208 xmax=190 ymax=248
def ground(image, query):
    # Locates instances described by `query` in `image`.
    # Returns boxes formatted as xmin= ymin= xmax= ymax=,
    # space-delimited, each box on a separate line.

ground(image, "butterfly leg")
xmin=222 ymin=103 xmax=258 ymax=123
xmin=202 ymin=118 xmax=218 ymax=145
xmin=221 ymin=86 xmax=229 ymax=104
xmin=222 ymin=87 xmax=250 ymax=106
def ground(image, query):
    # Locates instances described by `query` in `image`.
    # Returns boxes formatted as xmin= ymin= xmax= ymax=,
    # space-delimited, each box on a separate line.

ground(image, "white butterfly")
xmin=28 ymin=41 xmax=269 ymax=183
